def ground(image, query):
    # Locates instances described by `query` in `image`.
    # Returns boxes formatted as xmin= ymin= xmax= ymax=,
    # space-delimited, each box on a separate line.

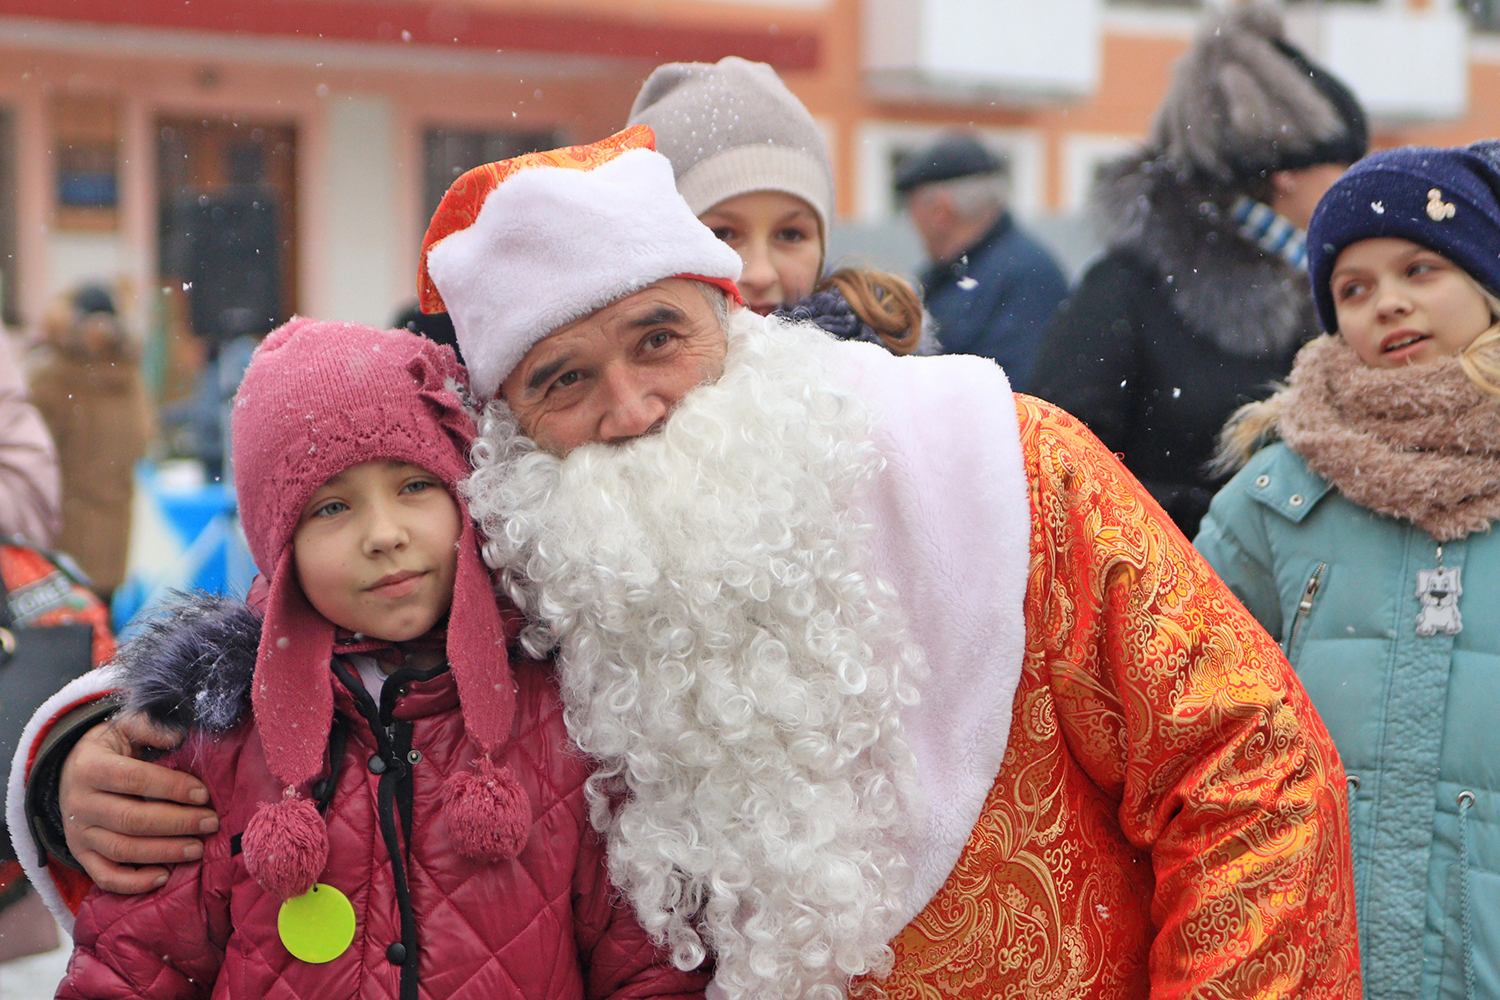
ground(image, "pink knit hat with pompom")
xmin=230 ymin=317 xmax=530 ymax=900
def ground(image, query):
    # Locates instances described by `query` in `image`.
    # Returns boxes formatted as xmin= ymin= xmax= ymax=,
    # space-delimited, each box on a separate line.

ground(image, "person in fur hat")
xmin=1199 ymin=142 xmax=1500 ymax=1000
xmin=1029 ymin=3 xmax=1367 ymax=538
xmin=23 ymin=128 xmax=1357 ymax=998
xmin=49 ymin=318 xmax=708 ymax=1000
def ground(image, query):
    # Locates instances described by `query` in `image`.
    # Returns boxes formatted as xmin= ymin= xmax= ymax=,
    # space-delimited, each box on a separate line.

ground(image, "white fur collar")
xmin=816 ymin=334 xmax=1031 ymax=923
xmin=7 ymin=665 xmax=122 ymax=932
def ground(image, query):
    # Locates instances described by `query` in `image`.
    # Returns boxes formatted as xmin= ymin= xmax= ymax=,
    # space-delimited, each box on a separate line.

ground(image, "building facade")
xmin=0 ymin=0 xmax=1496 ymax=342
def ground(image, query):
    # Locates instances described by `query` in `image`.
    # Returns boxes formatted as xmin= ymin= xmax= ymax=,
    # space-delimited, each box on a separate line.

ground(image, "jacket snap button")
xmin=1255 ymin=474 xmax=1270 ymax=488
xmin=1289 ymin=494 xmax=1305 ymax=507
xmin=368 ymin=754 xmax=387 ymax=775
xmin=387 ymin=942 xmax=407 ymax=965
xmin=407 ymin=750 xmax=422 ymax=764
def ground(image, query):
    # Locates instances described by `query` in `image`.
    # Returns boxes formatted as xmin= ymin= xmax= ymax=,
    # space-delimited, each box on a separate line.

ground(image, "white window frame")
xmin=855 ymin=121 xmax=1044 ymax=223
xmin=1062 ymin=132 xmax=1141 ymax=213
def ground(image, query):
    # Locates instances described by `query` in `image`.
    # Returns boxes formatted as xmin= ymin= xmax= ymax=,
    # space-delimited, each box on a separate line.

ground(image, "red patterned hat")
xmin=418 ymin=125 xmax=743 ymax=399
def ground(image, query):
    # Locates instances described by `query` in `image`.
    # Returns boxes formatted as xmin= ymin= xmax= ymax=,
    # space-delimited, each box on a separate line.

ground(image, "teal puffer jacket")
xmin=1197 ymin=442 xmax=1500 ymax=1000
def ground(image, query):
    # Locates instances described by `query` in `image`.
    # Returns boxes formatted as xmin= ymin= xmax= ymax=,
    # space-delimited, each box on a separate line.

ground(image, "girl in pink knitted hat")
xmin=54 ymin=318 xmax=707 ymax=1000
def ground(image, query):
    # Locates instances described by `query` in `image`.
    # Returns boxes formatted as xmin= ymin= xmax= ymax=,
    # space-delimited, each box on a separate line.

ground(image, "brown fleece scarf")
xmin=1276 ymin=335 xmax=1500 ymax=541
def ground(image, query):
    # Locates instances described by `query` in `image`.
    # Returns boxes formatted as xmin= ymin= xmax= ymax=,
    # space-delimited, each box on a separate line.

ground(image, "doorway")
xmin=157 ymin=116 xmax=298 ymax=352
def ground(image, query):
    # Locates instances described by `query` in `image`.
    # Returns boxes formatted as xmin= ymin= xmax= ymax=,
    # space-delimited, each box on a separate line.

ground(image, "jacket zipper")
xmin=1286 ymin=562 xmax=1328 ymax=663
xmin=332 ymin=657 xmax=435 ymax=1000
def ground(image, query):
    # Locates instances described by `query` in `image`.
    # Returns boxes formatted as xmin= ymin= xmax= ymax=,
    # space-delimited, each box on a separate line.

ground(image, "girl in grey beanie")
xmin=630 ymin=56 xmax=935 ymax=355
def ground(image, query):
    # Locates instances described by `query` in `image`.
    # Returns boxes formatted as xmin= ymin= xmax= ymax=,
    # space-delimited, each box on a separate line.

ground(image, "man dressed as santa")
xmin=14 ymin=127 xmax=1358 ymax=998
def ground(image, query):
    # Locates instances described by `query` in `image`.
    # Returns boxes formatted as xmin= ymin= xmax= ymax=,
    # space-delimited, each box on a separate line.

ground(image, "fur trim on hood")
xmin=1092 ymin=153 xmax=1318 ymax=359
xmin=117 ymin=593 xmax=262 ymax=734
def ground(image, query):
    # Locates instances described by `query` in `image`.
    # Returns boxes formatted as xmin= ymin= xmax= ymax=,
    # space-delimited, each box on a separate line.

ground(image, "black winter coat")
xmin=1028 ymin=155 xmax=1319 ymax=537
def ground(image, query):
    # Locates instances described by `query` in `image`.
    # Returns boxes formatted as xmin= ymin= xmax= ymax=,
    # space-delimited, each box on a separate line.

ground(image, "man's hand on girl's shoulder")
xmin=61 ymin=712 xmax=219 ymax=894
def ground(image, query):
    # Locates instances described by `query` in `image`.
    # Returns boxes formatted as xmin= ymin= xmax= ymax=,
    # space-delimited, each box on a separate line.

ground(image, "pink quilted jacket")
xmin=57 ymin=648 xmax=708 ymax=1000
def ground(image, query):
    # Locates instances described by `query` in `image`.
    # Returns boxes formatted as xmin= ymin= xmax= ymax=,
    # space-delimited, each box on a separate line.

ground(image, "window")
xmin=1062 ymin=134 xmax=1138 ymax=212
xmin=1464 ymin=0 xmax=1500 ymax=33
xmin=157 ymin=117 xmax=299 ymax=345
xmin=422 ymin=128 xmax=561 ymax=226
xmin=54 ymin=96 xmax=120 ymax=233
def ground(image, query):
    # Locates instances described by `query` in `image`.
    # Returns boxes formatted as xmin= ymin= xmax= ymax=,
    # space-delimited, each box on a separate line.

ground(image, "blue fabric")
xmin=1308 ymin=142 xmax=1500 ymax=333
xmin=919 ymin=215 xmax=1068 ymax=391
xmin=776 ymin=285 xmax=939 ymax=356
xmin=1232 ymin=196 xmax=1308 ymax=271
xmin=1196 ymin=442 xmax=1500 ymax=1000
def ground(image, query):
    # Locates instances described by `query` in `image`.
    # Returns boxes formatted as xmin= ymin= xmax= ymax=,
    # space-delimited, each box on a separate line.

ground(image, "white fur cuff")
xmin=7 ymin=667 xmax=122 ymax=932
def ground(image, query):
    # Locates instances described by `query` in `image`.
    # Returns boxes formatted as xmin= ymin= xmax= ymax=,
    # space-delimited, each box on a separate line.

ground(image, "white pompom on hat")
xmin=418 ymin=125 xmax=744 ymax=400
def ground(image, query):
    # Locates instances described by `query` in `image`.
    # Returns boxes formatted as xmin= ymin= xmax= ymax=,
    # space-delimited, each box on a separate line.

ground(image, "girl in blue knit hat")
xmin=1197 ymin=142 xmax=1500 ymax=1000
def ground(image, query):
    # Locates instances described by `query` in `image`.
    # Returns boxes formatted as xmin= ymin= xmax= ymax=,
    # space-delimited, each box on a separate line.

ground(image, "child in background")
xmin=56 ymin=319 xmax=705 ymax=1000
xmin=629 ymin=56 xmax=936 ymax=356
xmin=1196 ymin=143 xmax=1500 ymax=1000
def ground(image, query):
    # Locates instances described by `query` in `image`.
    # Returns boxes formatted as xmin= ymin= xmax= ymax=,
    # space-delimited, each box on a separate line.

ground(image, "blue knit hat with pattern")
xmin=1308 ymin=142 xmax=1500 ymax=333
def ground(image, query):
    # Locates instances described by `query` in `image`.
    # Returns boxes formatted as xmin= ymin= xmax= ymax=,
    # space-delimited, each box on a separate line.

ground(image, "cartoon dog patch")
xmin=1415 ymin=566 xmax=1463 ymax=637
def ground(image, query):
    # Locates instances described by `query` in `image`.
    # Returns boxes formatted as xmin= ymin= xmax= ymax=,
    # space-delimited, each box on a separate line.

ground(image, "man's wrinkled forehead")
xmin=502 ymin=278 xmax=726 ymax=386
xmin=523 ymin=303 xmax=692 ymax=394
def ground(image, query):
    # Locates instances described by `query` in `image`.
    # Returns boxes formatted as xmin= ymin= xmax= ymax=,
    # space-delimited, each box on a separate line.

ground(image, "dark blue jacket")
xmin=918 ymin=214 xmax=1067 ymax=390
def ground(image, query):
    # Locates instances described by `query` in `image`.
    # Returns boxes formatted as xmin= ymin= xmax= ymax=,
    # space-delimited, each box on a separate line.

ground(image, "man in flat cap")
xmin=896 ymin=132 xmax=1067 ymax=388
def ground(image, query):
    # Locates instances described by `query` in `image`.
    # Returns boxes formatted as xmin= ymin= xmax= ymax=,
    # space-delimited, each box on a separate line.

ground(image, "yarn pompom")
xmin=242 ymin=794 xmax=329 ymax=900
xmin=442 ymin=757 xmax=531 ymax=860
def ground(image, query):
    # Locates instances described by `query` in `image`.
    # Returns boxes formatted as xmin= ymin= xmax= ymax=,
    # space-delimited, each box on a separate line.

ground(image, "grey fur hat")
xmin=1152 ymin=4 xmax=1367 ymax=185
xmin=628 ymin=56 xmax=835 ymax=238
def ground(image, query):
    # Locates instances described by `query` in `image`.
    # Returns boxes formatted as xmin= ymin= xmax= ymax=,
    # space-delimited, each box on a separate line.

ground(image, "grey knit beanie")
xmin=628 ymin=56 xmax=835 ymax=238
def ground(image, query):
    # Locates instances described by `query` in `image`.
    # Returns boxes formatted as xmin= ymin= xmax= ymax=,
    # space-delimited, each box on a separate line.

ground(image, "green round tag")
xmin=277 ymin=883 xmax=356 ymax=963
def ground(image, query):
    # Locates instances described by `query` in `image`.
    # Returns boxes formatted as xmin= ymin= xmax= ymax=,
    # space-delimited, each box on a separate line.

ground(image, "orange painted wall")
xmin=8 ymin=0 xmax=1500 ymax=333
xmin=13 ymin=1 xmax=1500 ymax=222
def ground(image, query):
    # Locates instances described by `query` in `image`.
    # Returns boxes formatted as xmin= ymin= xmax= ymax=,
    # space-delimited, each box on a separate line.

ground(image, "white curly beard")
xmin=464 ymin=311 xmax=926 ymax=1000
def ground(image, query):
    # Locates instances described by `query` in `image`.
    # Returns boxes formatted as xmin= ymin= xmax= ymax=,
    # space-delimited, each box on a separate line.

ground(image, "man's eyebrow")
xmin=626 ymin=305 xmax=688 ymax=329
xmin=526 ymin=356 xmax=572 ymax=393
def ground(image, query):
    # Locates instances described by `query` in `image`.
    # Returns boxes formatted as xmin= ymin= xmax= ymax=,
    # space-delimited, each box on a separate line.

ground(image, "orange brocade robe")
xmin=864 ymin=397 xmax=1360 ymax=999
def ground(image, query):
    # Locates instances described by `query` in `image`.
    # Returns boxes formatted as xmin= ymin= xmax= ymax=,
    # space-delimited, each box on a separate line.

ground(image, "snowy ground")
xmin=0 ymin=933 xmax=69 ymax=1000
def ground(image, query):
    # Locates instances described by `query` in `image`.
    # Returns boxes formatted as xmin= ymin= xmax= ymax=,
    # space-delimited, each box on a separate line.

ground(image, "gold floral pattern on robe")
xmin=863 ymin=397 xmax=1359 ymax=1000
